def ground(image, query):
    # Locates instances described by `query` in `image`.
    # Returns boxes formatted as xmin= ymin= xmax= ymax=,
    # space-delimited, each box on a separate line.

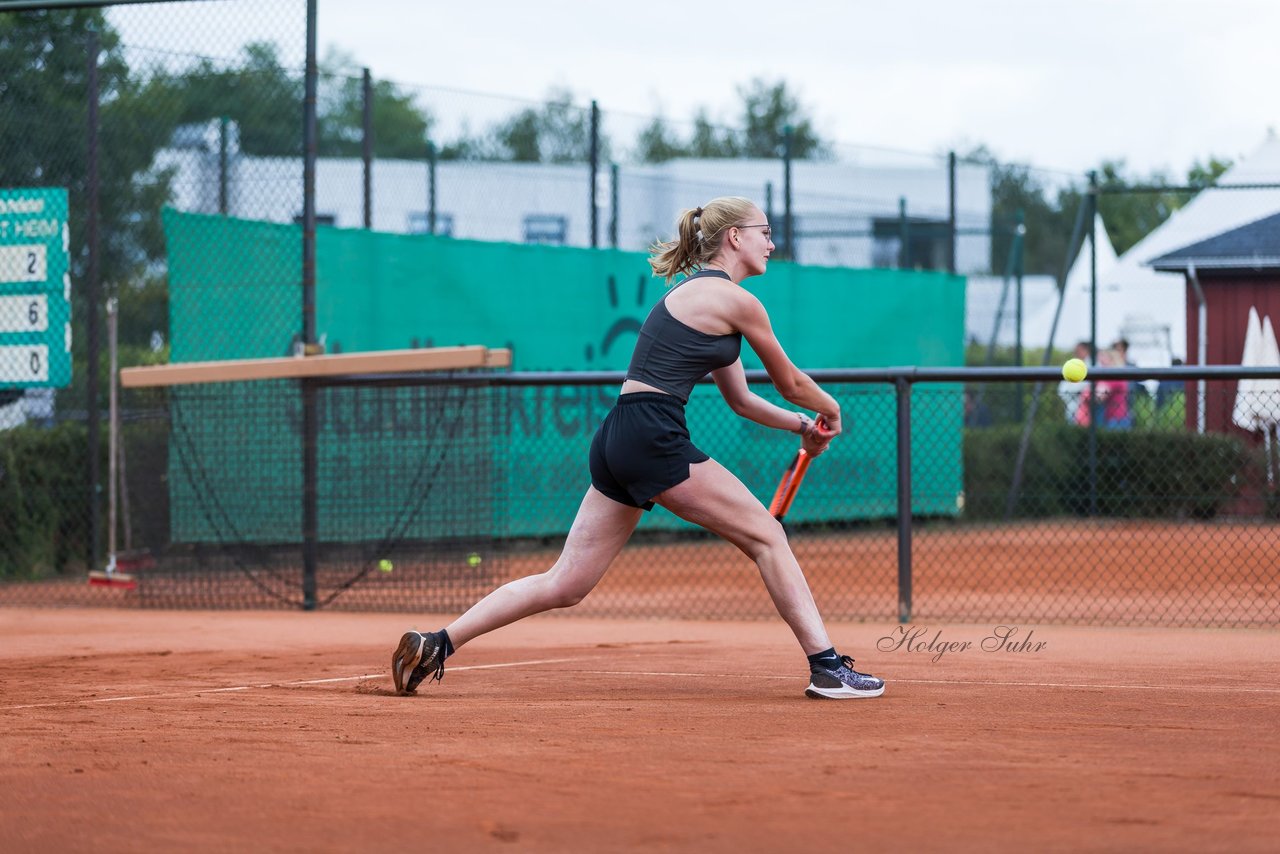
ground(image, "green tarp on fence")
xmin=163 ymin=209 xmax=965 ymax=541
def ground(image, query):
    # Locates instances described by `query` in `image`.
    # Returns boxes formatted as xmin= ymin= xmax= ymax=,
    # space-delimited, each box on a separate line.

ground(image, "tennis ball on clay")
xmin=466 ymin=553 xmax=482 ymax=568
xmin=378 ymin=559 xmax=394 ymax=574
xmin=1062 ymin=358 xmax=1088 ymax=383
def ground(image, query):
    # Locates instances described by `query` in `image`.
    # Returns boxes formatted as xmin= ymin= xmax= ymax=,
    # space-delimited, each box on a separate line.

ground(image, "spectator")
xmin=1095 ymin=348 xmax=1132 ymax=429
xmin=1059 ymin=340 xmax=1092 ymax=425
xmin=1113 ymin=338 xmax=1136 ymax=368
xmin=1156 ymin=358 xmax=1186 ymax=410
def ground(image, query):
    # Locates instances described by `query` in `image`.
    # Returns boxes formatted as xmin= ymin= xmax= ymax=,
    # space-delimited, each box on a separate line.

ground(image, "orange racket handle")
xmin=769 ymin=449 xmax=812 ymax=520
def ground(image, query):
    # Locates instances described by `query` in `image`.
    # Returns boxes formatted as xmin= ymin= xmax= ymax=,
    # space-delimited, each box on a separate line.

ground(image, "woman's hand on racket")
xmin=802 ymin=415 xmax=836 ymax=457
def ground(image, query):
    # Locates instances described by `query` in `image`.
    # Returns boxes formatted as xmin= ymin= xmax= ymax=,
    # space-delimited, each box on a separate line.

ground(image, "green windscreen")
xmin=163 ymin=209 xmax=964 ymax=540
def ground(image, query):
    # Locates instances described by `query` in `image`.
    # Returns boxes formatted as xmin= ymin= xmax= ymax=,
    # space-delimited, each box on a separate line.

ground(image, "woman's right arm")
xmin=729 ymin=291 xmax=842 ymax=434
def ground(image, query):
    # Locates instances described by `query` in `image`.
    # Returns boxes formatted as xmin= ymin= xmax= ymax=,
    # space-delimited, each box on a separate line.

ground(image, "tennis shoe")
xmin=805 ymin=655 xmax=884 ymax=699
xmin=392 ymin=630 xmax=446 ymax=695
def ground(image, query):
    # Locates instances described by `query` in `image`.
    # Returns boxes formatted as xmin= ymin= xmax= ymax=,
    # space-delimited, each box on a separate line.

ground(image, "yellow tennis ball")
xmin=378 ymin=559 xmax=394 ymax=573
xmin=466 ymin=553 xmax=482 ymax=568
xmin=1062 ymin=358 xmax=1088 ymax=383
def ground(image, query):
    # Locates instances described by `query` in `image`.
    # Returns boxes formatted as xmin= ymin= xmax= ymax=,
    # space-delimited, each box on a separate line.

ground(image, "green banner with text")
xmin=163 ymin=209 xmax=964 ymax=541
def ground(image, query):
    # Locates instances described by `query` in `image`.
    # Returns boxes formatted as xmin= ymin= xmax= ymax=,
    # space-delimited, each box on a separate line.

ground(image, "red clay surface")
xmin=5 ymin=521 xmax=1276 ymax=629
xmin=2 ymin=608 xmax=1278 ymax=852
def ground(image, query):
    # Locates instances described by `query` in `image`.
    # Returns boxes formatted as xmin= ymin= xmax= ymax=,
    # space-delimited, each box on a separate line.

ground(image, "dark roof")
xmin=1150 ymin=211 xmax=1280 ymax=272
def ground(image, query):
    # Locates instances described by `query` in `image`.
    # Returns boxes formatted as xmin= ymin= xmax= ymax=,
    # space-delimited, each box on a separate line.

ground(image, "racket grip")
xmin=769 ymin=450 xmax=812 ymax=519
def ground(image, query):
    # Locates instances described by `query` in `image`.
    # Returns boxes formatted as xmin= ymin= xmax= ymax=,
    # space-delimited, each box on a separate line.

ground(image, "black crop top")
xmin=624 ymin=269 xmax=743 ymax=403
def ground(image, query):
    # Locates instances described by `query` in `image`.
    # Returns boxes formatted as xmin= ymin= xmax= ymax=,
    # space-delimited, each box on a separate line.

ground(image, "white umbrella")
xmin=1233 ymin=307 xmax=1280 ymax=486
xmin=1257 ymin=315 xmax=1280 ymax=485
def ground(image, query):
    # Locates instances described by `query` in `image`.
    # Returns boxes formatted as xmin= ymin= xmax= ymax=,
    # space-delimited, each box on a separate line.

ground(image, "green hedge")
xmin=0 ymin=422 xmax=91 ymax=579
xmin=963 ymin=423 xmax=1250 ymax=520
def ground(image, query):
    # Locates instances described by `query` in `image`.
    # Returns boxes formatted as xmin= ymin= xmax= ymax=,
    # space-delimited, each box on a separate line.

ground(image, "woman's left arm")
xmin=711 ymin=358 xmax=821 ymax=436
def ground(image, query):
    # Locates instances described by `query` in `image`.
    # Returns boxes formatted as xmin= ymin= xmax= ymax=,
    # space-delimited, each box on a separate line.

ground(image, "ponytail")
xmin=648 ymin=196 xmax=756 ymax=282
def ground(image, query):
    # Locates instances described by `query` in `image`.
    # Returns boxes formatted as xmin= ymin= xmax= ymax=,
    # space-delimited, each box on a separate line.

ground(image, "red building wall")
xmin=1185 ymin=271 xmax=1280 ymax=437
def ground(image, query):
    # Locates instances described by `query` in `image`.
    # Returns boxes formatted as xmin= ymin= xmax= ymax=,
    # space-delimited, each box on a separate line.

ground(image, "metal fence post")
xmin=896 ymin=376 xmax=913 ymax=623
xmin=898 ymin=197 xmax=909 ymax=269
xmin=589 ymin=100 xmax=599 ymax=248
xmin=426 ymin=140 xmax=437 ymax=234
xmin=86 ymin=29 xmax=102 ymax=571
xmin=1087 ymin=172 xmax=1099 ymax=517
xmin=301 ymin=0 xmax=319 ymax=610
xmin=362 ymin=67 xmax=372 ymax=230
xmin=609 ymin=162 xmax=619 ymax=248
xmin=782 ymin=125 xmax=794 ymax=261
xmin=947 ymin=150 xmax=957 ymax=274
xmin=218 ymin=115 xmax=229 ymax=215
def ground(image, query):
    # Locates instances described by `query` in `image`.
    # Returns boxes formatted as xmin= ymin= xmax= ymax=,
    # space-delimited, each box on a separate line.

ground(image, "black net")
xmin=4 ymin=374 xmax=504 ymax=609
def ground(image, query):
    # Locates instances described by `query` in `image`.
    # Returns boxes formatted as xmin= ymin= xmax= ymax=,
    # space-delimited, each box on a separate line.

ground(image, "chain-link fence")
xmin=1 ymin=1 xmax=307 ymax=579
xmin=2 ymin=366 xmax=1278 ymax=627
xmin=5 ymin=3 xmax=1275 ymax=627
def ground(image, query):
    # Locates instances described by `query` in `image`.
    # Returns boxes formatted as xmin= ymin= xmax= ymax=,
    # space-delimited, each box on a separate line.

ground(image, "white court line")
xmin=568 ymin=669 xmax=1280 ymax=695
xmin=0 ymin=657 xmax=582 ymax=712
xmin=9 ymin=660 xmax=1278 ymax=712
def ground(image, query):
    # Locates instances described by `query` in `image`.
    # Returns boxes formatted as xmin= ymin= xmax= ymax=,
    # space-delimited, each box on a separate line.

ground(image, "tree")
xmin=737 ymin=79 xmax=828 ymax=159
xmin=141 ymin=42 xmax=302 ymax=157
xmin=967 ymin=147 xmax=1078 ymax=278
xmin=635 ymin=79 xmax=829 ymax=163
xmin=317 ymin=48 xmax=433 ymax=159
xmin=1187 ymin=155 xmax=1232 ymax=187
xmin=635 ymin=116 xmax=686 ymax=163
xmin=687 ymin=110 xmax=739 ymax=158
xmin=492 ymin=90 xmax=602 ymax=163
xmin=1093 ymin=157 xmax=1231 ymax=256
xmin=442 ymin=89 xmax=610 ymax=164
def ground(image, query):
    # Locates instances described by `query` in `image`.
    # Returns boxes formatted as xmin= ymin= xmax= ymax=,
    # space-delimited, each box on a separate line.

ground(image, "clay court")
xmin=2 ymin=608 xmax=1277 ymax=852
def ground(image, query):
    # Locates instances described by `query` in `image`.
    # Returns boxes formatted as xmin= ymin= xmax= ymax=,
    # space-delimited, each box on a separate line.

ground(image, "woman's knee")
xmin=740 ymin=515 xmax=790 ymax=562
xmin=540 ymin=569 xmax=593 ymax=609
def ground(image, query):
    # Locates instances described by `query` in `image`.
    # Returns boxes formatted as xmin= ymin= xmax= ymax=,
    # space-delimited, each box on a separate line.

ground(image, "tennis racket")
xmin=768 ymin=417 xmax=833 ymax=521
xmin=768 ymin=447 xmax=813 ymax=521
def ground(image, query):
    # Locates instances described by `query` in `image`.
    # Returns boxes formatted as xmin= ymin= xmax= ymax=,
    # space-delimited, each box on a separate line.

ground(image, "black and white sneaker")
xmin=392 ymin=630 xmax=446 ymax=695
xmin=805 ymin=655 xmax=885 ymax=699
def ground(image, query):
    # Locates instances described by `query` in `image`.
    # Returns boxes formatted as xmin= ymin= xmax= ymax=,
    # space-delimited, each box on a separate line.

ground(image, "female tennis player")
xmin=393 ymin=196 xmax=884 ymax=700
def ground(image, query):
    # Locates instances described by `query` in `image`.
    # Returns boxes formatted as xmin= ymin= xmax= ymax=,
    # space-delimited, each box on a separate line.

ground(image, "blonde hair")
xmin=648 ymin=196 xmax=758 ymax=282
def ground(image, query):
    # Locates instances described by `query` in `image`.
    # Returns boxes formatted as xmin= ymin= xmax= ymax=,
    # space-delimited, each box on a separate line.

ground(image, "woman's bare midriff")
xmin=619 ymin=379 xmax=673 ymax=396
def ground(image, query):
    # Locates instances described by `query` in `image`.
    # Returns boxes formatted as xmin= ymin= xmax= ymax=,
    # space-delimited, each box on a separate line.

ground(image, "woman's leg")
xmin=445 ymin=486 xmax=643 ymax=648
xmin=654 ymin=458 xmax=832 ymax=655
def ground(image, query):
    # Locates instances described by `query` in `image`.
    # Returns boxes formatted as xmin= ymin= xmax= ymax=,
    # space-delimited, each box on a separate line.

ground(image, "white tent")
xmin=1025 ymin=133 xmax=1280 ymax=366
xmin=1022 ymin=213 xmax=1119 ymax=356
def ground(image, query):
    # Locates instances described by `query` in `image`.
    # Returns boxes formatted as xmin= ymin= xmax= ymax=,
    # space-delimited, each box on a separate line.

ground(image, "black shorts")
xmin=589 ymin=392 xmax=710 ymax=511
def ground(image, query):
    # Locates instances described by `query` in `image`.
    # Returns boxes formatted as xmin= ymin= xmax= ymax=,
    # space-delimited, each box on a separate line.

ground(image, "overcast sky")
xmin=110 ymin=0 xmax=1278 ymax=180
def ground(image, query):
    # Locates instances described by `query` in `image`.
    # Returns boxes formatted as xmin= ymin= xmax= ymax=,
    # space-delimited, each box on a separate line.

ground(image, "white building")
xmin=158 ymin=119 xmax=992 ymax=274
